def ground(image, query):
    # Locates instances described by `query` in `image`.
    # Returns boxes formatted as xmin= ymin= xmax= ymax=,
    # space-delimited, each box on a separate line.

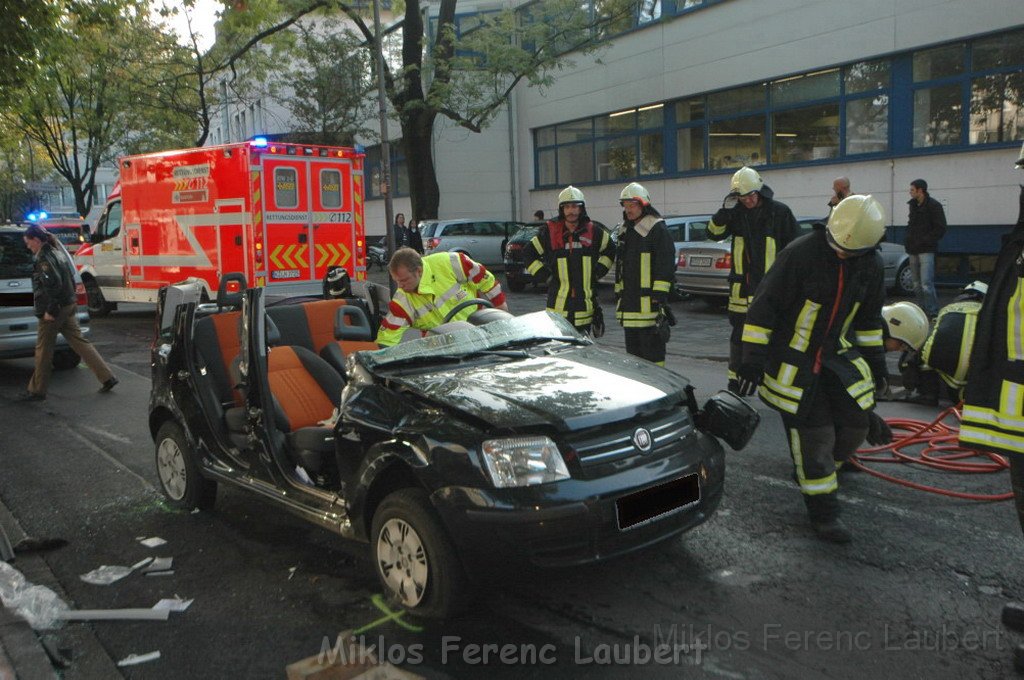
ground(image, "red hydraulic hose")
xmin=851 ymin=403 xmax=1013 ymax=501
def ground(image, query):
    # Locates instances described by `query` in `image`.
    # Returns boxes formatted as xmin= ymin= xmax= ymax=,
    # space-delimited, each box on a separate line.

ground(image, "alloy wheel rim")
xmin=156 ymin=438 xmax=188 ymax=500
xmin=376 ymin=518 xmax=429 ymax=607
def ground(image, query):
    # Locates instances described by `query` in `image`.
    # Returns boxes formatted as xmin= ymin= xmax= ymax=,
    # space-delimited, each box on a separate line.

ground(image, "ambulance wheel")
xmin=84 ymin=278 xmax=115 ymax=317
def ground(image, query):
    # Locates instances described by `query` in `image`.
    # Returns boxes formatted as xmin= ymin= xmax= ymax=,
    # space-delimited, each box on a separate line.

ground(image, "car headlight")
xmin=481 ymin=436 xmax=570 ymax=488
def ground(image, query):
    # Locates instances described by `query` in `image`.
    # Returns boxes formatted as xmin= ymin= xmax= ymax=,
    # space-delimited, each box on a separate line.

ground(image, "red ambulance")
xmin=75 ymin=140 xmax=366 ymax=315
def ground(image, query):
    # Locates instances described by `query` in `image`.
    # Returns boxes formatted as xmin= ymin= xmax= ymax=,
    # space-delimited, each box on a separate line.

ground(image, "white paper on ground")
xmin=139 ymin=537 xmax=167 ymax=548
xmin=152 ymin=597 xmax=193 ymax=613
xmin=117 ymin=651 xmax=161 ymax=667
xmin=142 ymin=557 xmax=173 ymax=573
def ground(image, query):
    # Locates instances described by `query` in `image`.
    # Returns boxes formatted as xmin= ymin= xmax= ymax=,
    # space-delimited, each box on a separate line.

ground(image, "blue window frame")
xmin=365 ymin=143 xmax=409 ymax=199
xmin=533 ymin=27 xmax=1024 ymax=189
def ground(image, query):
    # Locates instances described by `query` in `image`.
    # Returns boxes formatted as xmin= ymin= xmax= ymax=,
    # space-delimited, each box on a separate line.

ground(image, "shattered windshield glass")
xmin=361 ymin=311 xmax=590 ymax=369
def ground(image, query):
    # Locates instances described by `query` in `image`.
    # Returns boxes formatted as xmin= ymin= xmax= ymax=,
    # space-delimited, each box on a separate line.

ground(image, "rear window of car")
xmin=0 ymin=232 xmax=34 ymax=278
xmin=419 ymin=222 xmax=438 ymax=237
xmin=687 ymin=221 xmax=708 ymax=241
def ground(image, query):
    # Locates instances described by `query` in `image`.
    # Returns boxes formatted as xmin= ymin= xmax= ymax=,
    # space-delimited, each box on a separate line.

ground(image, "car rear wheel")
xmin=84 ymin=277 xmax=115 ymax=317
xmin=371 ymin=488 xmax=468 ymax=619
xmin=155 ymin=421 xmax=217 ymax=511
xmin=894 ymin=261 xmax=914 ymax=296
xmin=506 ymin=275 xmax=526 ymax=293
xmin=52 ymin=349 xmax=81 ymax=370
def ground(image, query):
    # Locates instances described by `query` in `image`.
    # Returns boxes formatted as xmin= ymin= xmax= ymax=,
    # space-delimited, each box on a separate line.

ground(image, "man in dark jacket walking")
xmin=906 ymin=179 xmax=947 ymax=317
xmin=708 ymin=166 xmax=801 ymax=392
xmin=20 ymin=224 xmax=117 ymax=400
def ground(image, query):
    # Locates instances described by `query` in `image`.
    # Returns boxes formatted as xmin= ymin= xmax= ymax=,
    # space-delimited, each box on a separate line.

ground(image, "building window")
xmin=531 ymin=27 xmax=1023 ymax=189
xmin=365 ymin=143 xmax=410 ymax=199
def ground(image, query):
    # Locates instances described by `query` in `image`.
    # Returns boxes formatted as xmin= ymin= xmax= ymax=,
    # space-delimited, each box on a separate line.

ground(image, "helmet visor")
xmin=825 ymin=227 xmax=877 ymax=256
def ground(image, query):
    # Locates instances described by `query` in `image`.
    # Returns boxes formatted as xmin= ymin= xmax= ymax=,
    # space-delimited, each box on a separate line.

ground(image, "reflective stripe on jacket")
xmin=922 ymin=299 xmax=981 ymax=391
xmin=524 ymin=219 xmax=614 ymax=327
xmin=960 ymin=193 xmax=1024 ymax=456
xmin=377 ymin=252 xmax=505 ymax=346
xmin=707 ymin=185 xmax=800 ymax=314
xmin=614 ymin=215 xmax=675 ymax=328
xmin=741 ymin=229 xmax=886 ymax=419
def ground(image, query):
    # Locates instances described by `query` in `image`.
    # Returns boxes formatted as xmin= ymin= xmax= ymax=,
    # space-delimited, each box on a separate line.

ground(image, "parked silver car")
xmin=0 ymin=224 xmax=90 ymax=369
xmin=674 ymin=218 xmax=912 ymax=303
xmin=420 ymin=219 xmax=525 ymax=267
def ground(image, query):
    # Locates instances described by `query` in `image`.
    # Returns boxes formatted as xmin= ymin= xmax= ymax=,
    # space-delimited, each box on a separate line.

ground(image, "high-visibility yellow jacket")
xmin=377 ymin=252 xmax=505 ymax=346
xmin=960 ymin=191 xmax=1024 ymax=457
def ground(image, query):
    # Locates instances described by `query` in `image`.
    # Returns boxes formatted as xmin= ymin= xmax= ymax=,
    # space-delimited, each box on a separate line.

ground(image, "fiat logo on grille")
xmin=632 ymin=427 xmax=653 ymax=453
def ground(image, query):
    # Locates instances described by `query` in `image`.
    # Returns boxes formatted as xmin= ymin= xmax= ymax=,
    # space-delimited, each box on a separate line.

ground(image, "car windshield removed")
xmin=362 ymin=311 xmax=590 ymax=369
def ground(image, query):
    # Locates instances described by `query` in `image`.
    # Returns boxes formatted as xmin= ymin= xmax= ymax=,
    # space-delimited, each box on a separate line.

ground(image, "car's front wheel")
xmin=155 ymin=421 xmax=217 ymax=511
xmin=506 ymin=274 xmax=526 ymax=293
xmin=52 ymin=349 xmax=81 ymax=370
xmin=894 ymin=260 xmax=914 ymax=297
xmin=371 ymin=488 xmax=468 ymax=619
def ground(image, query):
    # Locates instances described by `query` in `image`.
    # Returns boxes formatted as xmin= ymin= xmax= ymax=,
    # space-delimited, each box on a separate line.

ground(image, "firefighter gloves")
xmin=734 ymin=363 xmax=763 ymax=397
xmin=866 ymin=411 xmax=893 ymax=446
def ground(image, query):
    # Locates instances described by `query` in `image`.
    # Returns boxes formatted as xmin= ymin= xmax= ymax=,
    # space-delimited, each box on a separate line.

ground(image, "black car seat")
xmin=264 ymin=315 xmax=344 ymax=476
xmin=320 ymin=305 xmax=379 ymax=375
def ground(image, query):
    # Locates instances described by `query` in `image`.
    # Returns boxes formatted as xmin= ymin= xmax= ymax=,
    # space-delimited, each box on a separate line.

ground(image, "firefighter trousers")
xmin=728 ymin=311 xmax=745 ymax=384
xmin=624 ymin=327 xmax=665 ymax=366
xmin=1012 ymin=455 xmax=1024 ymax=538
xmin=28 ymin=303 xmax=115 ymax=397
xmin=780 ymin=369 xmax=868 ymax=520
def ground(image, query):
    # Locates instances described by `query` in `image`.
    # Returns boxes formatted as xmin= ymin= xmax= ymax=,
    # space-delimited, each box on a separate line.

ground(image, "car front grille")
xmin=563 ymin=409 xmax=691 ymax=468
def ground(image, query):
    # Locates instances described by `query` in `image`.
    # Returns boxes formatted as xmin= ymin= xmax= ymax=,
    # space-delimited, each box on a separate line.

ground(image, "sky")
xmin=154 ymin=0 xmax=222 ymax=52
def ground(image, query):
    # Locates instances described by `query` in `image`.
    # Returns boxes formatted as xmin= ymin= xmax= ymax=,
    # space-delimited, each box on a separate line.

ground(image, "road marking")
xmin=351 ymin=594 xmax=423 ymax=634
xmin=78 ymin=424 xmax=132 ymax=444
xmin=66 ymin=427 xmax=154 ymax=491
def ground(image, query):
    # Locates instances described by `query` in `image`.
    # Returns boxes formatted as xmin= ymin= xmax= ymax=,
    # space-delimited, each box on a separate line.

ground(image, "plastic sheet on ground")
xmin=0 ymin=560 xmax=69 ymax=630
xmin=79 ymin=558 xmax=152 ymax=585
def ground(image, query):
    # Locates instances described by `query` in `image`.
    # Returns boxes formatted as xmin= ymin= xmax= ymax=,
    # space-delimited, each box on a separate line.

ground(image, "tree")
xmin=270 ymin=23 xmax=376 ymax=146
xmin=0 ymin=0 xmax=64 ymax=104
xmin=331 ymin=0 xmax=638 ymax=218
xmin=1 ymin=1 xmax=191 ymax=217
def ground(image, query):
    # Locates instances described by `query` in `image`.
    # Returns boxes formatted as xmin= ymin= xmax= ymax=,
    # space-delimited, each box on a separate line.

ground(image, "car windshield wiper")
xmin=488 ymin=335 xmax=590 ymax=350
xmin=376 ymin=348 xmax=529 ymax=370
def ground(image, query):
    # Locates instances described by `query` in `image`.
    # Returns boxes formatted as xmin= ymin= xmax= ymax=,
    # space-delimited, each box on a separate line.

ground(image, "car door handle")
xmin=235 ymin=236 xmax=242 ymax=246
xmin=298 ymin=233 xmax=308 ymax=243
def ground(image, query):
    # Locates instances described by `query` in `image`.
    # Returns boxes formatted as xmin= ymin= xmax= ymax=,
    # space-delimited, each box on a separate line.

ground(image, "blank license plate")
xmin=688 ymin=255 xmax=713 ymax=267
xmin=617 ymin=474 xmax=700 ymax=529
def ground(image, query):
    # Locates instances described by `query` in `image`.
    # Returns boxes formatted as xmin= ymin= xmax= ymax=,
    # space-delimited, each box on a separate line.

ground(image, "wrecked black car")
xmin=149 ymin=276 xmax=757 ymax=618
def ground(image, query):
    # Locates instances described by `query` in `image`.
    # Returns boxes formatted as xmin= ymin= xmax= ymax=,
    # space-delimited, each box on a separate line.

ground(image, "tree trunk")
xmin=401 ymin=108 xmax=440 ymax=219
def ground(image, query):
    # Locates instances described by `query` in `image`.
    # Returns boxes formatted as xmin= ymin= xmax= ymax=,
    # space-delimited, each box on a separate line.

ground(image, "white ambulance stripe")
xmin=131 ymin=213 xmax=249 ymax=268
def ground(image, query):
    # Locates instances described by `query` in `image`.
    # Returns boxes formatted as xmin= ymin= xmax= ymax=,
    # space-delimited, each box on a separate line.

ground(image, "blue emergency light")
xmin=26 ymin=211 xmax=48 ymax=221
xmin=251 ymin=137 xmax=269 ymax=148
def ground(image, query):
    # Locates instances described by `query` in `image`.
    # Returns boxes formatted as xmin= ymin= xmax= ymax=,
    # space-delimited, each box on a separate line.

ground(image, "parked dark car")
xmin=150 ymin=276 xmax=754 ymax=618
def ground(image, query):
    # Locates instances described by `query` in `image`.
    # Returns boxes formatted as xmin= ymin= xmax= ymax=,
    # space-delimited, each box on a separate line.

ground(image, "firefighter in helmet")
xmin=960 ymin=140 xmax=1024 ymax=536
xmin=614 ymin=182 xmax=676 ymax=365
xmin=708 ymin=166 xmax=801 ymax=392
xmin=739 ymin=195 xmax=891 ymax=543
xmin=886 ymin=282 xmax=987 ymax=406
xmin=524 ymin=186 xmax=614 ymax=334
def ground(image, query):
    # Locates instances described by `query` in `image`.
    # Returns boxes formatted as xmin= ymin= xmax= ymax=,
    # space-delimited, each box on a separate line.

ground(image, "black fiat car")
xmin=149 ymin=276 xmax=756 ymax=618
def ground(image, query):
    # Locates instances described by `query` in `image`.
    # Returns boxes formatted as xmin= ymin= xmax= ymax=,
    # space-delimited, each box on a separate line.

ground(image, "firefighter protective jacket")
xmin=707 ymin=184 xmax=801 ymax=314
xmin=614 ymin=215 xmax=675 ymax=328
xmin=921 ymin=299 xmax=982 ymax=392
xmin=524 ymin=219 xmax=614 ymax=328
xmin=741 ymin=228 xmax=887 ymax=419
xmin=377 ymin=252 xmax=505 ymax=346
xmin=960 ymin=187 xmax=1024 ymax=457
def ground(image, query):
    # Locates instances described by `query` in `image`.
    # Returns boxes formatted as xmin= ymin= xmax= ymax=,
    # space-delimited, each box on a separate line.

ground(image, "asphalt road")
xmin=0 ymin=275 xmax=1021 ymax=679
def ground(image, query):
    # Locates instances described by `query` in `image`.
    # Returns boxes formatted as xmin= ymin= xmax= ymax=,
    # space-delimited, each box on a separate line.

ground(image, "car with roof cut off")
xmin=149 ymin=275 xmax=757 ymax=618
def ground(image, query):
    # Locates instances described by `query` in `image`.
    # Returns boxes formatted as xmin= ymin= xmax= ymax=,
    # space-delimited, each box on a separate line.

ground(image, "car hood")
xmin=386 ymin=347 xmax=689 ymax=432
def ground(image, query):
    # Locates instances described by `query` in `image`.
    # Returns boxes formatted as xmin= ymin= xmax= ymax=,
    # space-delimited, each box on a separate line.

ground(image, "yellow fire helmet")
xmin=619 ymin=182 xmax=651 ymax=206
xmin=825 ymin=194 xmax=886 ymax=254
xmin=729 ymin=166 xmax=763 ymax=196
xmin=558 ymin=185 xmax=585 ymax=206
xmin=882 ymin=301 xmax=929 ymax=351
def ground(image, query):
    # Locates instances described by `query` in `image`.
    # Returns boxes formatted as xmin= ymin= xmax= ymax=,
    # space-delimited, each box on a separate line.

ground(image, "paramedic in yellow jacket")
xmin=377 ymin=248 xmax=508 ymax=346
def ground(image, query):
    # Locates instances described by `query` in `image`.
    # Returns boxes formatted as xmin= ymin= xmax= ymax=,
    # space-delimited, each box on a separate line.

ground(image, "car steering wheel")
xmin=442 ymin=298 xmax=494 ymax=323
